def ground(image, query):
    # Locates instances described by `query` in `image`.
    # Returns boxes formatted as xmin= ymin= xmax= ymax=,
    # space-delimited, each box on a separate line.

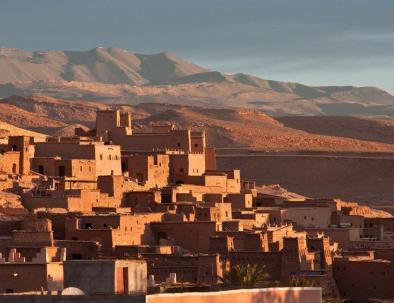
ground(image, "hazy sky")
xmin=1 ymin=0 xmax=393 ymax=93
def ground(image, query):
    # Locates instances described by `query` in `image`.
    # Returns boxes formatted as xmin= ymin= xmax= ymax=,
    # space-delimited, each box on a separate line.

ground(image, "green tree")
xmin=290 ymin=276 xmax=315 ymax=287
xmin=323 ymin=298 xmax=347 ymax=303
xmin=220 ymin=264 xmax=270 ymax=288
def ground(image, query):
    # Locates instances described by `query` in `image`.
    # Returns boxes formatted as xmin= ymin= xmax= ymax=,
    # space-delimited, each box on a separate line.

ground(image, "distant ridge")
xmin=0 ymin=47 xmax=207 ymax=85
xmin=0 ymin=47 xmax=393 ymax=116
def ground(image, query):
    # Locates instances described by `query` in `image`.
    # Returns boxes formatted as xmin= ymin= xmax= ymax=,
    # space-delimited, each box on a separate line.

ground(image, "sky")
xmin=1 ymin=0 xmax=393 ymax=93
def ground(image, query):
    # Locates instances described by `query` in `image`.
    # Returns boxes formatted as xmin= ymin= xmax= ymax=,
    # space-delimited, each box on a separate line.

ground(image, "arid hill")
xmin=1 ymin=47 xmax=394 ymax=116
xmin=2 ymin=96 xmax=394 ymax=152
xmin=0 ymin=119 xmax=46 ymax=144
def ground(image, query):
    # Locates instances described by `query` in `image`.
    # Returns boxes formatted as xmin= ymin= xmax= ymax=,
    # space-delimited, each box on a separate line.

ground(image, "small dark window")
xmin=85 ymin=223 xmax=92 ymax=229
xmin=38 ymin=165 xmax=44 ymax=174
xmin=58 ymin=165 xmax=66 ymax=177
xmin=71 ymin=253 xmax=82 ymax=260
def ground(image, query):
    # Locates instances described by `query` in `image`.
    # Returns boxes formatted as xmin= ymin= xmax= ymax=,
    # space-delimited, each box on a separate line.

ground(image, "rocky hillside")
xmin=0 ymin=119 xmax=46 ymax=143
xmin=2 ymin=96 xmax=394 ymax=152
xmin=0 ymin=47 xmax=394 ymax=116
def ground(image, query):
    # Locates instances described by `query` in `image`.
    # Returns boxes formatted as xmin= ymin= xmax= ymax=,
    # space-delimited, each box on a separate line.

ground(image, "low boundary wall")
xmin=147 ymin=287 xmax=322 ymax=303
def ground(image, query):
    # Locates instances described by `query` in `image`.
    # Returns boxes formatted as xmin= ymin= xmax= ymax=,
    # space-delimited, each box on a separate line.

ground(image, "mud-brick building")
xmin=33 ymin=136 xmax=122 ymax=177
xmin=0 ymin=247 xmax=65 ymax=294
xmin=64 ymin=259 xmax=147 ymax=295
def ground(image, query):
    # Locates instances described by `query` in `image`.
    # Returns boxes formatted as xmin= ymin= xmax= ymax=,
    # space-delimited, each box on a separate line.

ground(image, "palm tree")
xmin=323 ymin=298 xmax=347 ymax=303
xmin=290 ymin=276 xmax=315 ymax=287
xmin=220 ymin=264 xmax=270 ymax=288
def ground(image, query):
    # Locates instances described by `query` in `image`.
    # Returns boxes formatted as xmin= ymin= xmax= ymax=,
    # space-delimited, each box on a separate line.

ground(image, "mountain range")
xmin=1 ymin=47 xmax=394 ymax=116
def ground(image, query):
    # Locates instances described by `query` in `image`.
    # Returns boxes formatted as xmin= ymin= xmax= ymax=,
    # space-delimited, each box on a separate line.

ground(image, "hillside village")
xmin=0 ymin=109 xmax=392 ymax=302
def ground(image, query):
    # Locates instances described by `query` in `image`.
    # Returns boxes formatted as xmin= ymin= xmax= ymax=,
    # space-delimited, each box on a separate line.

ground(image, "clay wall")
xmin=55 ymin=240 xmax=99 ymax=260
xmin=144 ymin=254 xmax=221 ymax=284
xmin=65 ymin=213 xmax=163 ymax=253
xmin=0 ymin=151 xmax=20 ymax=174
xmin=0 ymin=263 xmax=63 ymax=293
xmin=170 ymin=153 xmax=205 ymax=183
xmin=225 ymin=193 xmax=253 ymax=210
xmin=209 ymin=236 xmax=234 ymax=254
xmin=282 ymin=207 xmax=331 ymax=228
xmin=22 ymin=189 xmax=101 ymax=212
xmin=123 ymin=191 xmax=161 ymax=208
xmin=147 ymin=288 xmax=322 ymax=303
xmin=0 ymin=295 xmax=145 ymax=303
xmin=96 ymin=110 xmax=120 ymax=139
xmin=115 ymin=130 xmax=192 ymax=152
xmin=32 ymin=158 xmax=96 ymax=180
xmin=333 ymin=257 xmax=394 ymax=303
xmin=7 ymin=136 xmax=31 ymax=174
xmin=34 ymin=141 xmax=121 ymax=177
xmin=64 ymin=259 xmax=147 ymax=295
xmin=128 ymin=154 xmax=169 ymax=188
xmin=204 ymin=147 xmax=217 ymax=170
xmin=305 ymin=228 xmax=360 ymax=250
xmin=151 ymin=221 xmax=219 ymax=253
